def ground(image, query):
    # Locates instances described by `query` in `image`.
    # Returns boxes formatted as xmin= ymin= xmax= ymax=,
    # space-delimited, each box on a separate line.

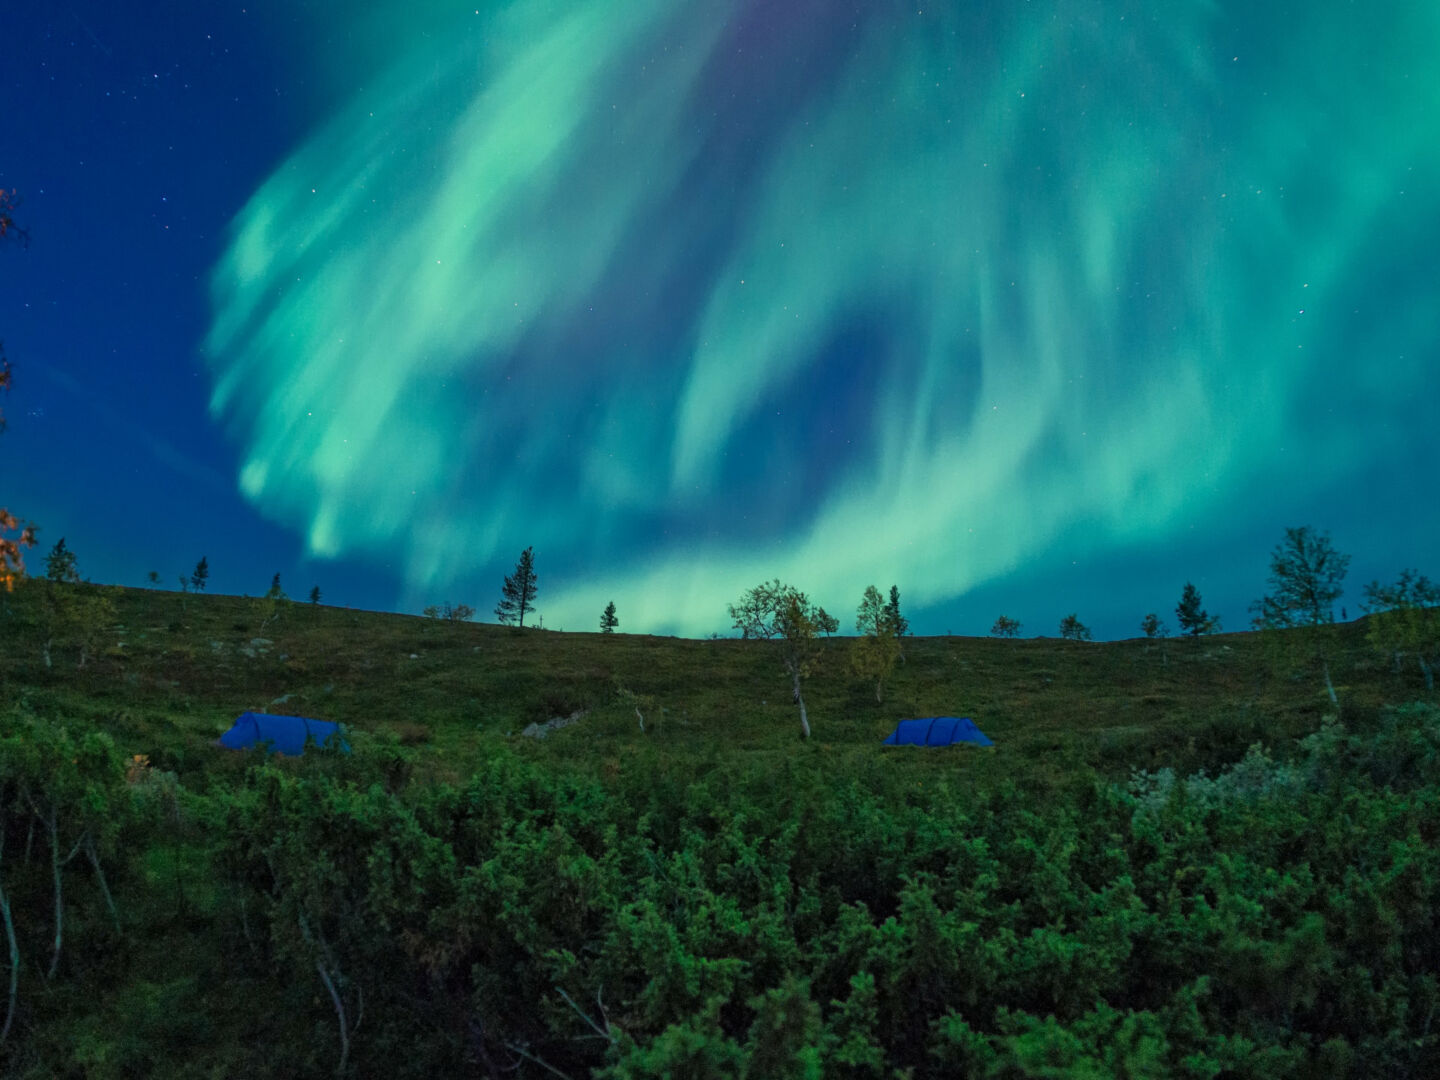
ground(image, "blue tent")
xmin=882 ymin=716 xmax=993 ymax=747
xmin=217 ymin=712 xmax=349 ymax=755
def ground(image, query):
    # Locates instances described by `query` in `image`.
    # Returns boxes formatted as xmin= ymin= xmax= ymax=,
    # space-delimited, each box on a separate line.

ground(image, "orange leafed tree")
xmin=1 ymin=188 xmax=35 ymax=589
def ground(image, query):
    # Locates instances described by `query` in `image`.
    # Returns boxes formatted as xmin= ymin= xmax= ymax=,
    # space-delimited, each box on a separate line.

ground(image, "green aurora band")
xmin=206 ymin=0 xmax=1440 ymax=634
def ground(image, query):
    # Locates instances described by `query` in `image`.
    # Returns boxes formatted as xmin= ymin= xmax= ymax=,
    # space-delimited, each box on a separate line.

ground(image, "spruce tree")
xmin=884 ymin=585 xmax=909 ymax=637
xmin=190 ymin=556 xmax=209 ymax=592
xmin=495 ymin=547 xmax=538 ymax=628
xmin=45 ymin=538 xmax=79 ymax=584
xmin=600 ymin=601 xmax=618 ymax=633
xmin=310 ymin=585 xmax=322 ymax=606
xmin=1175 ymin=582 xmax=1217 ymax=637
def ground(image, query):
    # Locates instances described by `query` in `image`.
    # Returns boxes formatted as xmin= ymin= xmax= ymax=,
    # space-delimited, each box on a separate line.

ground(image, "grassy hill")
xmin=0 ymin=583 xmax=1435 ymax=1079
xmin=0 ymin=582 xmax=1414 ymax=787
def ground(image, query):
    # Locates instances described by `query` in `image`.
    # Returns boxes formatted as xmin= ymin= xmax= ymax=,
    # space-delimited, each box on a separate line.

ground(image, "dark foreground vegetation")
xmin=0 ymin=585 xmax=1437 ymax=1078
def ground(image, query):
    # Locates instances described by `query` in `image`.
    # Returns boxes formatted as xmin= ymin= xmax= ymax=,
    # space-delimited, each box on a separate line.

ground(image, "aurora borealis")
xmin=6 ymin=1 xmax=1440 ymax=636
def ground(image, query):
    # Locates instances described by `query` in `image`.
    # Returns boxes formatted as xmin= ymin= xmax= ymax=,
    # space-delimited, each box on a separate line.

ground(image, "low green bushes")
xmin=6 ymin=702 xmax=1435 ymax=1077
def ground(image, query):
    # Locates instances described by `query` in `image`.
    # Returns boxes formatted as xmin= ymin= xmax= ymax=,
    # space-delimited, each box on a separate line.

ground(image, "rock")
xmin=520 ymin=709 xmax=587 ymax=739
xmin=409 ymin=653 xmax=419 ymax=659
xmin=271 ymin=693 xmax=292 ymax=705
xmin=250 ymin=638 xmax=274 ymax=648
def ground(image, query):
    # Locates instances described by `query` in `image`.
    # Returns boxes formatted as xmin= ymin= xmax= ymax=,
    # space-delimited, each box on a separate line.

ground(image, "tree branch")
xmin=299 ymin=911 xmax=350 ymax=1075
xmin=85 ymin=833 xmax=120 ymax=931
xmin=556 ymin=986 xmax=614 ymax=1043
xmin=501 ymin=1041 xmax=574 ymax=1080
xmin=0 ymin=829 xmax=20 ymax=1046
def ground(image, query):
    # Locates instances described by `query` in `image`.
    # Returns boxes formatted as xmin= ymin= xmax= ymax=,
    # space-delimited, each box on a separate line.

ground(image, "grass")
xmin=0 ymin=582 xmax=1423 ymax=796
xmin=0 ymin=583 xmax=1433 ymax=1078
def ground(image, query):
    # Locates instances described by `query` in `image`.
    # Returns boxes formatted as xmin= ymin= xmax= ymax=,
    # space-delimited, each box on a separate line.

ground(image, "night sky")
xmin=4 ymin=1 xmax=1438 ymax=638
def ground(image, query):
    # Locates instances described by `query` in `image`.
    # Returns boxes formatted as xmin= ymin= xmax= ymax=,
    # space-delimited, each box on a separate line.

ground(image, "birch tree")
xmin=852 ymin=586 xmax=900 ymax=703
xmin=1250 ymin=525 xmax=1350 ymax=707
xmin=1363 ymin=570 xmax=1439 ymax=689
xmin=729 ymin=580 xmax=822 ymax=738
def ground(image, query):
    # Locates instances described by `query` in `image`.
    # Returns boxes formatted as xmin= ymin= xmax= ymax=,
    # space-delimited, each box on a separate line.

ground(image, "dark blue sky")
xmin=4 ymin=1 xmax=1438 ymax=637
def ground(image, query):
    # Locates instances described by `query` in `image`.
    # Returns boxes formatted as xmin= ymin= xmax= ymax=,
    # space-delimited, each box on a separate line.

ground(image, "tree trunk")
xmin=790 ymin=668 xmax=810 ymax=739
xmin=1322 ymin=659 xmax=1338 ymax=709
xmin=45 ymin=809 xmax=62 ymax=980
xmin=1419 ymin=654 xmax=1435 ymax=692
xmin=0 ymin=832 xmax=19 ymax=1047
xmin=85 ymin=834 xmax=119 ymax=931
xmin=42 ymin=638 xmax=52 ymax=669
xmin=38 ymin=805 xmax=83 ymax=981
xmin=874 ymin=678 xmax=883 ymax=704
xmin=315 ymin=957 xmax=350 ymax=1075
xmin=300 ymin=912 xmax=351 ymax=1075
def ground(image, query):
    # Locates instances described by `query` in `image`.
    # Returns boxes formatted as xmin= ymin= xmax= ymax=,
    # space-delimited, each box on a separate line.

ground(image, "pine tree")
xmin=190 ymin=556 xmax=209 ymax=593
xmin=309 ymin=585 xmax=322 ymax=606
xmin=257 ymin=571 xmax=289 ymax=631
xmin=495 ymin=547 xmax=538 ymax=628
xmin=884 ymin=585 xmax=909 ymax=636
xmin=600 ymin=601 xmax=618 ymax=633
xmin=1175 ymin=582 xmax=1217 ymax=637
xmin=44 ymin=538 xmax=79 ymax=584
xmin=815 ymin=608 xmax=839 ymax=637
xmin=1141 ymin=613 xmax=1169 ymax=666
